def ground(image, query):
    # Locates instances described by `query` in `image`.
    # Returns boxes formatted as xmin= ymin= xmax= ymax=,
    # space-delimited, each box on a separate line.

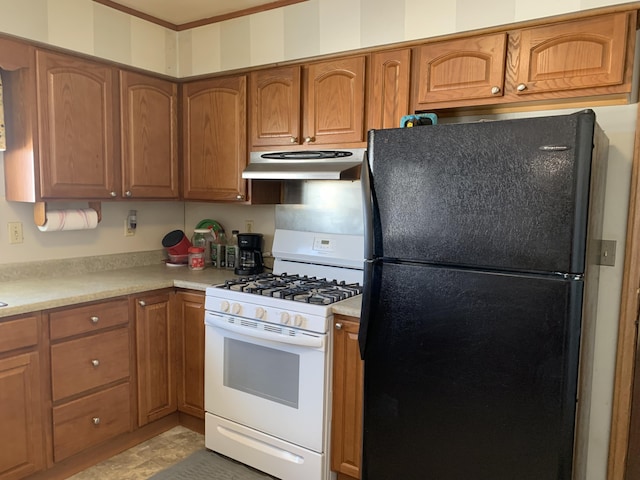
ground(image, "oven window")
xmin=224 ymin=338 xmax=300 ymax=408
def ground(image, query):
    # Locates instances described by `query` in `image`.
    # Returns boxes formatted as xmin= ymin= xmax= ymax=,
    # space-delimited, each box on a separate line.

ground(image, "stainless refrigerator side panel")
xmin=361 ymin=262 xmax=584 ymax=480
xmin=367 ymin=110 xmax=601 ymax=275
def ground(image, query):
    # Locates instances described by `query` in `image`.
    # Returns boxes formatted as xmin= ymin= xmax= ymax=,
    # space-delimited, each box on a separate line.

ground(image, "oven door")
xmin=204 ymin=310 xmax=328 ymax=453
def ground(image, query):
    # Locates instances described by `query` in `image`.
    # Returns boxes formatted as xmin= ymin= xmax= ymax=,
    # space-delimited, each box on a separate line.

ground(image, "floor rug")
xmin=149 ymin=449 xmax=277 ymax=480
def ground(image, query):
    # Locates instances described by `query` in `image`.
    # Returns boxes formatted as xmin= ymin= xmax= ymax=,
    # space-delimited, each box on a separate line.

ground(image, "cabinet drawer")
xmin=0 ymin=314 xmax=38 ymax=354
xmin=50 ymin=298 xmax=129 ymax=340
xmin=53 ymin=382 xmax=131 ymax=462
xmin=51 ymin=327 xmax=130 ymax=401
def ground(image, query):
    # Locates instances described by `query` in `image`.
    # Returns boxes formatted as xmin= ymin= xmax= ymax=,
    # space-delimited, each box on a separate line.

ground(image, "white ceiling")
xmin=103 ymin=0 xmax=294 ymax=26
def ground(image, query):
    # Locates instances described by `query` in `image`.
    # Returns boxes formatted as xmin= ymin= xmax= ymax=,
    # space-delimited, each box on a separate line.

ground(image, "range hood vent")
xmin=243 ymin=149 xmax=366 ymax=180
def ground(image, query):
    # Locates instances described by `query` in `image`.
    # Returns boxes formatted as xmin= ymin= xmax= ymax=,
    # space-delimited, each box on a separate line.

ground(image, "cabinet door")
xmin=0 ymin=352 xmax=44 ymax=480
xmin=120 ymin=71 xmax=179 ymax=199
xmin=305 ymin=57 xmax=366 ymax=145
xmin=36 ymin=50 xmax=119 ymax=199
xmin=413 ymin=33 xmax=507 ymax=109
xmin=176 ymin=291 xmax=205 ymax=419
xmin=368 ymin=49 xmax=411 ymax=131
xmin=250 ymin=66 xmax=301 ymax=147
xmin=331 ymin=316 xmax=364 ymax=480
xmin=182 ymin=75 xmax=247 ymax=202
xmin=135 ymin=291 xmax=177 ymax=426
xmin=510 ymin=12 xmax=631 ymax=97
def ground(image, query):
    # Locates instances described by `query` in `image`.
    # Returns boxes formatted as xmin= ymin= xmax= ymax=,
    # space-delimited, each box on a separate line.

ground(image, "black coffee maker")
xmin=235 ymin=233 xmax=264 ymax=275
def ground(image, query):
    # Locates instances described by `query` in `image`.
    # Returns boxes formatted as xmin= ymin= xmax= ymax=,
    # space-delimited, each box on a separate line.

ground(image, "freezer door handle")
xmin=358 ymin=259 xmax=375 ymax=359
xmin=361 ymin=150 xmax=374 ymax=261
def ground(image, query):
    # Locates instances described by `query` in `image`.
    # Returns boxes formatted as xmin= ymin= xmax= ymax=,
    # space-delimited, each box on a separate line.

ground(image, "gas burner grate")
xmin=216 ymin=273 xmax=362 ymax=304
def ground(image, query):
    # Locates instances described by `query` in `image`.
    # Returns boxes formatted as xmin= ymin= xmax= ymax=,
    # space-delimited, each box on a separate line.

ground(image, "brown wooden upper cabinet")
xmin=506 ymin=12 xmax=632 ymax=98
xmin=412 ymin=12 xmax=636 ymax=111
xmin=249 ymin=66 xmax=301 ymax=148
xmin=119 ymin=71 xmax=179 ymax=199
xmin=413 ymin=34 xmax=507 ymax=108
xmin=249 ymin=56 xmax=366 ymax=148
xmin=4 ymin=48 xmax=180 ymax=201
xmin=182 ymin=75 xmax=248 ymax=202
xmin=368 ymin=49 xmax=412 ymax=131
xmin=36 ymin=50 xmax=120 ymax=199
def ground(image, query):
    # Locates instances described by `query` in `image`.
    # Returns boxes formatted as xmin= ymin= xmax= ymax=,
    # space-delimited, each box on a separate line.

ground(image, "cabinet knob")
xmin=516 ymin=83 xmax=527 ymax=92
xmin=335 ymin=323 xmax=343 ymax=330
xmin=236 ymin=194 xmax=245 ymax=200
xmin=89 ymin=316 xmax=99 ymax=324
xmin=110 ymin=191 xmax=117 ymax=197
xmin=490 ymin=86 xmax=501 ymax=95
xmin=92 ymin=417 xmax=101 ymax=425
xmin=91 ymin=359 xmax=100 ymax=367
xmin=125 ymin=190 xmax=132 ymax=197
xmin=290 ymin=136 xmax=298 ymax=143
xmin=304 ymin=136 xmax=315 ymax=144
xmin=138 ymin=300 xmax=146 ymax=307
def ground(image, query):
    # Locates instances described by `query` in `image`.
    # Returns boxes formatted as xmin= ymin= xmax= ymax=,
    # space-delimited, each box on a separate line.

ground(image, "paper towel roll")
xmin=37 ymin=208 xmax=99 ymax=232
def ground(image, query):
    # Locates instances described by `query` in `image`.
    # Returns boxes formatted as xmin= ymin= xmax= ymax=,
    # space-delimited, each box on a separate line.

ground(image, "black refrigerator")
xmin=358 ymin=110 xmax=608 ymax=480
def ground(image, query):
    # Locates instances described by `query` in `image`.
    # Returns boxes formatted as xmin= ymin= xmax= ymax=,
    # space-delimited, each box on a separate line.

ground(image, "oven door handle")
xmin=205 ymin=313 xmax=325 ymax=349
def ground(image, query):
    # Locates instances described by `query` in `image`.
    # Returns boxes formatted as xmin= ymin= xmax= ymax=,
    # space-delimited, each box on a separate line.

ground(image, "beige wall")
xmin=0 ymin=1 xmax=638 ymax=478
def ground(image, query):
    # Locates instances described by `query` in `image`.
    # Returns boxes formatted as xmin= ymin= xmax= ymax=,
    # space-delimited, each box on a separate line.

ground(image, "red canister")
xmin=188 ymin=247 xmax=205 ymax=270
xmin=162 ymin=230 xmax=192 ymax=256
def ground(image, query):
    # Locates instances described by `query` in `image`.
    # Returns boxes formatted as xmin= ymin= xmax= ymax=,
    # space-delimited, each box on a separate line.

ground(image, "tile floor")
xmin=67 ymin=426 xmax=205 ymax=480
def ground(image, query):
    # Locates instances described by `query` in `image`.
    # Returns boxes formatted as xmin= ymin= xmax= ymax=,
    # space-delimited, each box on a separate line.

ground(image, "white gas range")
xmin=204 ymin=229 xmax=364 ymax=480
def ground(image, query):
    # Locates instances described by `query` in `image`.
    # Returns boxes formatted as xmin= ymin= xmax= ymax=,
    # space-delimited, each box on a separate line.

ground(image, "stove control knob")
xmin=232 ymin=303 xmax=242 ymax=315
xmin=220 ymin=301 xmax=230 ymax=312
xmin=294 ymin=314 xmax=305 ymax=327
xmin=280 ymin=312 xmax=291 ymax=325
xmin=256 ymin=307 xmax=266 ymax=319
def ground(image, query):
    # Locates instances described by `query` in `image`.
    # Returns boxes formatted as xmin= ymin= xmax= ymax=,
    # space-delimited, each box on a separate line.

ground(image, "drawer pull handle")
xmin=90 ymin=316 xmax=99 ymax=324
xmin=335 ymin=323 xmax=343 ymax=330
xmin=138 ymin=300 xmax=146 ymax=307
xmin=91 ymin=359 xmax=100 ymax=367
xmin=92 ymin=417 xmax=101 ymax=425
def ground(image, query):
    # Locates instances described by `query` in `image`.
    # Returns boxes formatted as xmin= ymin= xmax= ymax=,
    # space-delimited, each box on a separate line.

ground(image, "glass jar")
xmin=188 ymin=246 xmax=205 ymax=270
xmin=192 ymin=228 xmax=213 ymax=265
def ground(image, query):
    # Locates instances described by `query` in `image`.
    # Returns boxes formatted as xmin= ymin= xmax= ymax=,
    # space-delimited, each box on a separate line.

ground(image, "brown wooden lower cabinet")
xmin=134 ymin=290 xmax=178 ymax=426
xmin=331 ymin=314 xmax=364 ymax=480
xmin=48 ymin=298 xmax=134 ymax=464
xmin=175 ymin=290 xmax=205 ymax=418
xmin=0 ymin=327 xmax=45 ymax=480
xmin=52 ymin=382 xmax=131 ymax=462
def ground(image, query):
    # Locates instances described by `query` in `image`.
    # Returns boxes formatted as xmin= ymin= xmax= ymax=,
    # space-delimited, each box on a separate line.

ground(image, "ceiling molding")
xmin=92 ymin=0 xmax=308 ymax=31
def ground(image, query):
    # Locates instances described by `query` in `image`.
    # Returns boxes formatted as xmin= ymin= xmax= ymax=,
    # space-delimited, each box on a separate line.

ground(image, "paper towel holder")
xmin=33 ymin=201 xmax=102 ymax=227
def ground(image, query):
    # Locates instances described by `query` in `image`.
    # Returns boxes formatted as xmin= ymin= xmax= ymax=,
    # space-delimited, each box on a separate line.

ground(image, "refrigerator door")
xmin=366 ymin=110 xmax=596 ymax=274
xmin=361 ymin=262 xmax=583 ymax=480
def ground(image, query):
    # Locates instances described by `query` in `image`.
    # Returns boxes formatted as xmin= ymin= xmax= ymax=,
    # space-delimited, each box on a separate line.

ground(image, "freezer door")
xmin=366 ymin=110 xmax=596 ymax=274
xmin=361 ymin=262 xmax=583 ymax=480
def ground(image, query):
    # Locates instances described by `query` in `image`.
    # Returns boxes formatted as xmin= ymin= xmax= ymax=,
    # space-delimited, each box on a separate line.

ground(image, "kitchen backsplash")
xmin=277 ymin=180 xmax=364 ymax=235
xmin=0 ymin=249 xmax=165 ymax=282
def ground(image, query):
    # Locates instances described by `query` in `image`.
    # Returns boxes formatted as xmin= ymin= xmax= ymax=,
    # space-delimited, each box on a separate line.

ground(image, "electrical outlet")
xmin=124 ymin=218 xmax=135 ymax=237
xmin=8 ymin=222 xmax=23 ymax=244
xmin=244 ymin=220 xmax=254 ymax=233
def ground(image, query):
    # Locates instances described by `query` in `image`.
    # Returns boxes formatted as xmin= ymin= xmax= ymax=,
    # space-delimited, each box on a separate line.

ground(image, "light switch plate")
xmin=599 ymin=240 xmax=617 ymax=267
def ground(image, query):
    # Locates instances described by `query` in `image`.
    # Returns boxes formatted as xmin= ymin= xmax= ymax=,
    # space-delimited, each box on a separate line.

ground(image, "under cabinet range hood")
xmin=243 ymin=149 xmax=366 ymax=180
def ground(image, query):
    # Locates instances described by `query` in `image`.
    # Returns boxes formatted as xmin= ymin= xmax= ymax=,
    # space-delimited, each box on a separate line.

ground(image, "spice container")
xmin=188 ymin=247 xmax=205 ymax=270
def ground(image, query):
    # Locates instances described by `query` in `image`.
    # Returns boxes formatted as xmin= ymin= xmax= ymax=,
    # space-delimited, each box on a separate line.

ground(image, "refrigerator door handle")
xmin=358 ymin=258 xmax=375 ymax=359
xmin=361 ymin=150 xmax=374 ymax=260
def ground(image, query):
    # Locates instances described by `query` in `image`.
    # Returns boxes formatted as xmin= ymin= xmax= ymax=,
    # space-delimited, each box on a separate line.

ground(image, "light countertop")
xmin=0 ymin=263 xmax=361 ymax=320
